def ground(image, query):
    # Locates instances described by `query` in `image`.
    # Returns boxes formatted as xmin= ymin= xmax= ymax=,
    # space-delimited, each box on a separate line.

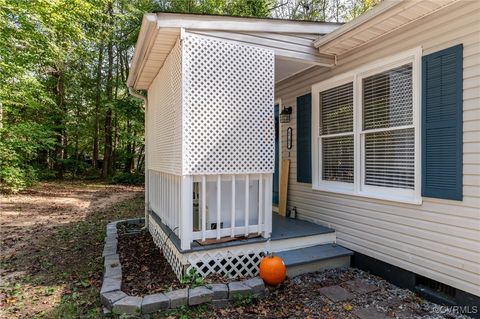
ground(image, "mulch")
xmin=118 ymin=230 xmax=186 ymax=296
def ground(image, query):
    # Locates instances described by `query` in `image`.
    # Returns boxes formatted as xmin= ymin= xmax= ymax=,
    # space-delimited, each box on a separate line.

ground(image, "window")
xmin=320 ymin=82 xmax=354 ymax=184
xmin=312 ymin=48 xmax=421 ymax=203
xmin=362 ymin=64 xmax=415 ymax=190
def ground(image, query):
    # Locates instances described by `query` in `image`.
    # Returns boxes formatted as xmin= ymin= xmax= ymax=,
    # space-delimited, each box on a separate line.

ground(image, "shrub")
xmin=110 ymin=172 xmax=144 ymax=185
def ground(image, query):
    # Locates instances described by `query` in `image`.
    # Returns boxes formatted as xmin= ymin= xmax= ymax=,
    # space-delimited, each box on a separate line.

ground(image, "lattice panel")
xmin=182 ymin=35 xmax=275 ymax=175
xmin=186 ymin=248 xmax=265 ymax=278
xmin=149 ymin=215 xmax=185 ymax=280
xmin=147 ymin=39 xmax=183 ymax=175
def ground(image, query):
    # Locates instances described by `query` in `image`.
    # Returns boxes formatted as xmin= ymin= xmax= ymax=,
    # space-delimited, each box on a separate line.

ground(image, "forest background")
xmin=0 ymin=0 xmax=379 ymax=193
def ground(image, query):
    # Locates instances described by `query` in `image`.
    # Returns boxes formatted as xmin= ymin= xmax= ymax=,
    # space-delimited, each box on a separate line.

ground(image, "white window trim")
xmin=312 ymin=47 xmax=422 ymax=205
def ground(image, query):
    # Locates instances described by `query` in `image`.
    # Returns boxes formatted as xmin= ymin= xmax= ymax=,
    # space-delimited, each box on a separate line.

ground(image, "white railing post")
xmin=258 ymin=174 xmax=263 ymax=235
xmin=231 ymin=175 xmax=236 ymax=238
xmin=216 ymin=175 xmax=221 ymax=240
xmin=180 ymin=175 xmax=193 ymax=250
xmin=201 ymin=175 xmax=206 ymax=242
xmin=263 ymin=174 xmax=272 ymax=238
xmin=245 ymin=174 xmax=250 ymax=236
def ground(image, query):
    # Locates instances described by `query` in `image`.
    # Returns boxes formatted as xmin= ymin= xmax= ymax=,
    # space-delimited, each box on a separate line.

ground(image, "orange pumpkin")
xmin=259 ymin=255 xmax=286 ymax=286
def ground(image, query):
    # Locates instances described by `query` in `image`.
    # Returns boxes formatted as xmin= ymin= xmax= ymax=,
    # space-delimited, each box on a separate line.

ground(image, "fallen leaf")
xmin=343 ymin=303 xmax=353 ymax=311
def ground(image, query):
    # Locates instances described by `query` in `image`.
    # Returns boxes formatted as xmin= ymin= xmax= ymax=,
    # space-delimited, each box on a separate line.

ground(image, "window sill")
xmin=312 ymin=184 xmax=423 ymax=205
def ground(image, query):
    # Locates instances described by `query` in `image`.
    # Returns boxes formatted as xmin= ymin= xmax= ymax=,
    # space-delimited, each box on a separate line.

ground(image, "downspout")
xmin=128 ymin=87 xmax=149 ymax=229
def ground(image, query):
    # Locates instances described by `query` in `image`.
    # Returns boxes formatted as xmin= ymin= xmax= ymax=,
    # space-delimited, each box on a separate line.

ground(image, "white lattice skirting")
xmin=149 ymin=213 xmax=267 ymax=279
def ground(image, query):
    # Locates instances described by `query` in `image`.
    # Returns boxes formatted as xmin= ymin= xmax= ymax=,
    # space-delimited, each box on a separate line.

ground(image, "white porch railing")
xmin=149 ymin=170 xmax=182 ymax=236
xmin=149 ymin=170 xmax=272 ymax=250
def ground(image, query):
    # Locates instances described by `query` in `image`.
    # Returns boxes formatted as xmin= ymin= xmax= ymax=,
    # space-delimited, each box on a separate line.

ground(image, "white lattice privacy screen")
xmin=182 ymin=34 xmax=275 ymax=175
xmin=147 ymin=39 xmax=183 ymax=175
xmin=146 ymin=34 xmax=274 ymax=267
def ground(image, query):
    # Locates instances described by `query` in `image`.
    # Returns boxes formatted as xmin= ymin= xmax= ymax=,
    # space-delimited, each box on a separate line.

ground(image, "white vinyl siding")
xmin=276 ymin=0 xmax=480 ymax=297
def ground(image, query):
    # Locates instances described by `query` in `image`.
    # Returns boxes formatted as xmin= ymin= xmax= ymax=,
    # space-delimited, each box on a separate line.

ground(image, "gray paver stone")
xmin=166 ymin=288 xmax=188 ymax=308
xmin=113 ymin=296 xmax=143 ymax=316
xmin=142 ymin=293 xmax=170 ymax=314
xmin=103 ymin=307 xmax=112 ymax=315
xmin=104 ymin=264 xmax=122 ymax=279
xmin=106 ymin=227 xmax=118 ymax=237
xmin=344 ymin=279 xmax=380 ymax=294
xmin=353 ymin=307 xmax=390 ymax=319
xmin=101 ymin=290 xmax=128 ymax=309
xmin=102 ymin=246 xmax=117 ymax=258
xmin=100 ymin=277 xmax=121 ymax=294
xmin=104 ymin=254 xmax=120 ymax=265
xmin=228 ymin=282 xmax=251 ymax=299
xmin=211 ymin=299 xmax=230 ymax=308
xmin=243 ymin=277 xmax=265 ymax=295
xmin=189 ymin=286 xmax=214 ymax=305
xmin=319 ymin=285 xmax=355 ymax=302
xmin=206 ymin=283 xmax=228 ymax=300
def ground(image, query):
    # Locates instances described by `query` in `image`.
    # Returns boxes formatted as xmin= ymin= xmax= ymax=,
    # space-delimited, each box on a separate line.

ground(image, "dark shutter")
xmin=297 ymin=93 xmax=312 ymax=183
xmin=422 ymin=44 xmax=463 ymax=200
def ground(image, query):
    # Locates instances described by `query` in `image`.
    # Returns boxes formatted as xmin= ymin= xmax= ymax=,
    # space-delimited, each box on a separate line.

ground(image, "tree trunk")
xmin=93 ymin=45 xmax=103 ymax=169
xmin=102 ymin=1 xmax=114 ymax=179
xmin=54 ymin=69 xmax=66 ymax=179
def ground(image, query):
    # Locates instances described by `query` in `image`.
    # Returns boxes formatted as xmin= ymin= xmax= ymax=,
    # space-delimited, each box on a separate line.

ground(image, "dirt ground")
xmin=0 ymin=181 xmax=473 ymax=319
xmin=0 ymin=181 xmax=144 ymax=318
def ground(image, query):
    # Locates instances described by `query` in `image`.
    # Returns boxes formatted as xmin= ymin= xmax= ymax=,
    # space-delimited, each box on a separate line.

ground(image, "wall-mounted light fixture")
xmin=279 ymin=106 xmax=292 ymax=124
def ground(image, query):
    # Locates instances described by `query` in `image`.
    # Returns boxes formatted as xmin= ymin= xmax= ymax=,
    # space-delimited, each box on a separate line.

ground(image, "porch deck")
xmin=150 ymin=211 xmax=334 ymax=253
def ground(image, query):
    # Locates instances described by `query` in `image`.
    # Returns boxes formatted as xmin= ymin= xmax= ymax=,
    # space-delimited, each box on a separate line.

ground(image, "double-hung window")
xmin=312 ymin=48 xmax=421 ymax=203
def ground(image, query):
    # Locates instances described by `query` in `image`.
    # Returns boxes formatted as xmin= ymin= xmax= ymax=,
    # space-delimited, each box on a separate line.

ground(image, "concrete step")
xmin=276 ymin=244 xmax=353 ymax=277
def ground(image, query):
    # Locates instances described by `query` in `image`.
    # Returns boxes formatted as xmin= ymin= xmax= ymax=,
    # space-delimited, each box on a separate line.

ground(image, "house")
xmin=127 ymin=0 xmax=480 ymax=310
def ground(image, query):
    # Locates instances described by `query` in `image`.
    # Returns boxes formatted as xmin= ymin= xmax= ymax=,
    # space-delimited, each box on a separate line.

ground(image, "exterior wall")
xmin=147 ymin=39 xmax=183 ymax=176
xmin=275 ymin=1 xmax=480 ymax=297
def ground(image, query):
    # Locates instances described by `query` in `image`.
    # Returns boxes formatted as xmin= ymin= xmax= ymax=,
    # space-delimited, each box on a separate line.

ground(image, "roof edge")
xmin=127 ymin=14 xmax=157 ymax=88
xmin=155 ymin=12 xmax=341 ymax=34
xmin=313 ymin=0 xmax=402 ymax=48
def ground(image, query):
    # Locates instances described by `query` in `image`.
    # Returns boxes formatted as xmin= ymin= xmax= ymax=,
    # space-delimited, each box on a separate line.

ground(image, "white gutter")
xmin=128 ymin=87 xmax=149 ymax=229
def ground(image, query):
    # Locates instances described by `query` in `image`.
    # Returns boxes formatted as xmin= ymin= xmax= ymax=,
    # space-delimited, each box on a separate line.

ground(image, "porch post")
xmin=263 ymin=174 xmax=273 ymax=238
xmin=180 ymin=175 xmax=193 ymax=250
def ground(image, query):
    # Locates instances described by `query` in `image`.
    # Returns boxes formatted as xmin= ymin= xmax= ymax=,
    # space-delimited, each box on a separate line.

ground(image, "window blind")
xmin=320 ymin=82 xmax=354 ymax=135
xmin=322 ymin=135 xmax=354 ymax=183
xmin=364 ymin=128 xmax=415 ymax=189
xmin=363 ymin=64 xmax=413 ymax=130
xmin=320 ymin=82 xmax=354 ymax=183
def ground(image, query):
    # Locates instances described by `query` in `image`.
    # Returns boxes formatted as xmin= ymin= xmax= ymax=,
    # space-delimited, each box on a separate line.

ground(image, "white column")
xmin=216 ymin=175 xmax=221 ymax=240
xmin=263 ymin=173 xmax=273 ymax=238
xmin=231 ymin=175 xmax=236 ymax=238
xmin=258 ymin=174 xmax=263 ymax=235
xmin=201 ymin=175 xmax=206 ymax=241
xmin=180 ymin=175 xmax=193 ymax=250
xmin=245 ymin=174 xmax=250 ymax=236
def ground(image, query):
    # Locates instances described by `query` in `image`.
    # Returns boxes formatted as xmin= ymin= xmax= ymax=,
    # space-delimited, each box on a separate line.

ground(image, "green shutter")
xmin=422 ymin=44 xmax=463 ymax=200
xmin=297 ymin=93 xmax=312 ymax=183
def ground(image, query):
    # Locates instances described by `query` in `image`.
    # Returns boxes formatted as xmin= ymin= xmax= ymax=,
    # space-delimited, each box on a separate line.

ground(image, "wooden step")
xmin=276 ymin=244 xmax=353 ymax=277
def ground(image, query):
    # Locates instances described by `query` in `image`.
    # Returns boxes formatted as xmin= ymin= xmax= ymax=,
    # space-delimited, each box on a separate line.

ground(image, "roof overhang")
xmin=127 ymin=13 xmax=341 ymax=90
xmin=314 ymin=0 xmax=461 ymax=56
